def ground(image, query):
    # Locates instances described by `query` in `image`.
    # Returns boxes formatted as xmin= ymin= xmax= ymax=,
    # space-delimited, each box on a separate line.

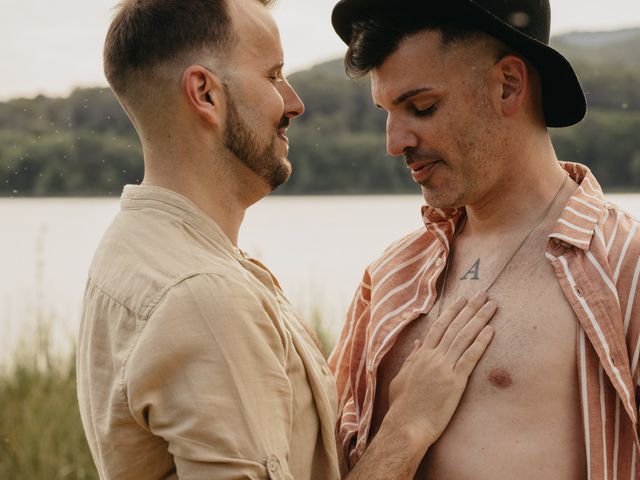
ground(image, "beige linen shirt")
xmin=77 ymin=185 xmax=340 ymax=480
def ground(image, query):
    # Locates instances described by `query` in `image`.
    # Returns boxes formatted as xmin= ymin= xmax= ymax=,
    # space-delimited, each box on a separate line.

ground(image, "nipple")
xmin=488 ymin=367 xmax=513 ymax=389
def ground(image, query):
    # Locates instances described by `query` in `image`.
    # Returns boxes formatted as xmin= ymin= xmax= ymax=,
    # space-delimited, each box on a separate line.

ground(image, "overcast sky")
xmin=1 ymin=0 xmax=639 ymax=101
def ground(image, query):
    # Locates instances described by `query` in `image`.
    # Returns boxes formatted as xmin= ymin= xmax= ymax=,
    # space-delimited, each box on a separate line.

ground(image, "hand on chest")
xmin=382 ymin=236 xmax=578 ymax=398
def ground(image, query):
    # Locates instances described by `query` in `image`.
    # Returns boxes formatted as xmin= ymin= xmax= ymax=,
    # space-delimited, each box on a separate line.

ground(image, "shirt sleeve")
xmin=124 ymin=273 xmax=295 ymax=480
xmin=328 ymin=268 xmax=372 ymax=471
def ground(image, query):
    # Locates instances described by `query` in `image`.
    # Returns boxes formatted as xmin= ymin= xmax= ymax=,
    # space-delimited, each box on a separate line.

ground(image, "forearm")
xmin=345 ymin=412 xmax=432 ymax=480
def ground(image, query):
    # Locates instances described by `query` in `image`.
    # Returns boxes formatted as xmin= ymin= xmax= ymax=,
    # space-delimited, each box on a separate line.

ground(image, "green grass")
xmin=0 ymin=326 xmax=98 ymax=480
xmin=308 ymin=305 xmax=337 ymax=358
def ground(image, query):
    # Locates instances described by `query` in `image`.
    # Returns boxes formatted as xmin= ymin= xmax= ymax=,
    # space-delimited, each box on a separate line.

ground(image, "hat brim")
xmin=332 ymin=0 xmax=587 ymax=127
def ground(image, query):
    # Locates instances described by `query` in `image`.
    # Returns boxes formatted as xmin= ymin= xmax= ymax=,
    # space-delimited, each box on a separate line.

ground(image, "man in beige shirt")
xmin=77 ymin=0 xmax=496 ymax=478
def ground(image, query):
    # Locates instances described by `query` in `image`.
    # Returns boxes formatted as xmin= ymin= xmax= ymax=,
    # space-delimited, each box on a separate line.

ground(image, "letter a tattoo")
xmin=461 ymin=259 xmax=480 ymax=280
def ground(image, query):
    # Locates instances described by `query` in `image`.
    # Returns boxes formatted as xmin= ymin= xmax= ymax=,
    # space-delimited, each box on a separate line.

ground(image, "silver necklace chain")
xmin=436 ymin=173 xmax=570 ymax=317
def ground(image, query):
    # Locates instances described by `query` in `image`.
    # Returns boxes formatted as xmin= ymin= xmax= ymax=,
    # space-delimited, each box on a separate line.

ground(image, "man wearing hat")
xmin=329 ymin=0 xmax=640 ymax=478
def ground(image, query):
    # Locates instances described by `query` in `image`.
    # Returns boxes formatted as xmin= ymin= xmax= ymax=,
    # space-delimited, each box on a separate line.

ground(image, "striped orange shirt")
xmin=329 ymin=162 xmax=640 ymax=479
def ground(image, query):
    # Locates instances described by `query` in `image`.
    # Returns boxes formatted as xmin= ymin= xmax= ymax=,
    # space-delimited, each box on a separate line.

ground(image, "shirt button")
xmin=321 ymin=365 xmax=331 ymax=375
xmin=435 ymin=257 xmax=443 ymax=267
xmin=401 ymin=311 xmax=411 ymax=320
xmin=267 ymin=455 xmax=280 ymax=473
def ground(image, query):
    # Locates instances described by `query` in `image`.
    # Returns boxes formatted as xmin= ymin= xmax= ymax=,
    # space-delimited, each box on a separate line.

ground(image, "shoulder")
xmin=87 ymin=210 xmax=243 ymax=317
xmin=590 ymin=202 xmax=640 ymax=294
xmin=149 ymin=272 xmax=281 ymax=328
xmin=598 ymin=201 xmax=640 ymax=261
xmin=601 ymin=201 xmax=639 ymax=232
xmin=131 ymin=272 xmax=289 ymax=369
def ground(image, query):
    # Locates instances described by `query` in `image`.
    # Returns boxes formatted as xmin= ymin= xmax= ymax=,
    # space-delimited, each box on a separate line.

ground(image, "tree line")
xmin=1 ymin=29 xmax=639 ymax=196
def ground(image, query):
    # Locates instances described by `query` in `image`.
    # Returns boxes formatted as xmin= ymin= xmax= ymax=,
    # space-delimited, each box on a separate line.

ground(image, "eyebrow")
xmin=392 ymin=87 xmax=434 ymax=106
xmin=269 ymin=61 xmax=285 ymax=72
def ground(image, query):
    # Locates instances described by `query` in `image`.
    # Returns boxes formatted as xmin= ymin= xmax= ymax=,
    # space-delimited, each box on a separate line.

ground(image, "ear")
xmin=494 ymin=55 xmax=529 ymax=119
xmin=181 ymin=65 xmax=225 ymax=128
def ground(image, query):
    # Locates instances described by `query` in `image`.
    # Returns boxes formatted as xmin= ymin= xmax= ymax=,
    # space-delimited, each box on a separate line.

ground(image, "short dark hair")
xmin=345 ymin=12 xmax=499 ymax=78
xmin=104 ymin=0 xmax=274 ymax=96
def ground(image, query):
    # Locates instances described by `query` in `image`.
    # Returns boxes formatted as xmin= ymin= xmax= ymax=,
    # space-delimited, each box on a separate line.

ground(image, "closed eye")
xmin=413 ymin=104 xmax=438 ymax=117
xmin=268 ymin=62 xmax=285 ymax=83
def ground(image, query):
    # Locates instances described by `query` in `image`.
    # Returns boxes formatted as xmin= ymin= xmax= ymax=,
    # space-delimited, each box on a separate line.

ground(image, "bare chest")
xmin=371 ymin=240 xmax=579 ymax=434
xmin=369 ymin=236 xmax=587 ymax=478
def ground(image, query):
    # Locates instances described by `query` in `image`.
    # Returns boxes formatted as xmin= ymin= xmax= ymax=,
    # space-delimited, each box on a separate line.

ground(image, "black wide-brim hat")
xmin=332 ymin=0 xmax=587 ymax=128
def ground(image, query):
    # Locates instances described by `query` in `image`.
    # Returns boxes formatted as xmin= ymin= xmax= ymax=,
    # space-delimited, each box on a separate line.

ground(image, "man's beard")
xmin=223 ymin=91 xmax=290 ymax=191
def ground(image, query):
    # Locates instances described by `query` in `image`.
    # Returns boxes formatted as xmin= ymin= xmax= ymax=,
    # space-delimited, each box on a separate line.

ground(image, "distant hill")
xmin=1 ymin=27 xmax=639 ymax=196
xmin=554 ymin=27 xmax=640 ymax=48
xmin=294 ymin=59 xmax=347 ymax=80
xmin=552 ymin=27 xmax=640 ymax=67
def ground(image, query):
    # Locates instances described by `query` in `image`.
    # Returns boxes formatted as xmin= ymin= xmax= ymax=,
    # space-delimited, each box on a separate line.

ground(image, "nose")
xmin=386 ymin=114 xmax=418 ymax=157
xmin=281 ymin=80 xmax=305 ymax=120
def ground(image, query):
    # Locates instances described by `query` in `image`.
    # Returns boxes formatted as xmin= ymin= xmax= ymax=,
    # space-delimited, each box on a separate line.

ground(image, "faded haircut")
xmin=104 ymin=0 xmax=275 ymax=98
xmin=345 ymin=12 xmax=512 ymax=78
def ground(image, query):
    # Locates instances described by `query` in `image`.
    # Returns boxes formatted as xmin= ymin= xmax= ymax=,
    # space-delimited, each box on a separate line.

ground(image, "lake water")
xmin=3 ymin=194 xmax=640 ymax=361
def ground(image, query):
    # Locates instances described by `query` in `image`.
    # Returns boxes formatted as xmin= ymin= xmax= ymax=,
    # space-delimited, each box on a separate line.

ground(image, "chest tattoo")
xmin=460 ymin=258 xmax=481 ymax=280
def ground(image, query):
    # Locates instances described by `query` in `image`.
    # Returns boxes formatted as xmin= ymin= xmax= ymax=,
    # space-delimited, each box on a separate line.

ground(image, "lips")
xmin=277 ymin=127 xmax=289 ymax=144
xmin=277 ymin=117 xmax=290 ymax=143
xmin=407 ymin=159 xmax=440 ymax=183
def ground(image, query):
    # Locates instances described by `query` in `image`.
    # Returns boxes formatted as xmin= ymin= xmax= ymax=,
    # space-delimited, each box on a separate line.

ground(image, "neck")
xmin=141 ymin=136 xmax=268 ymax=246
xmin=463 ymin=134 xmax=570 ymax=238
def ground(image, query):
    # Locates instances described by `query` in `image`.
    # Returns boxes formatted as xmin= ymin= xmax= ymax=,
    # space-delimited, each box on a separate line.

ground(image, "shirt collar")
xmin=420 ymin=162 xmax=605 ymax=251
xmin=120 ymin=184 xmax=237 ymax=254
xmin=548 ymin=162 xmax=605 ymax=250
